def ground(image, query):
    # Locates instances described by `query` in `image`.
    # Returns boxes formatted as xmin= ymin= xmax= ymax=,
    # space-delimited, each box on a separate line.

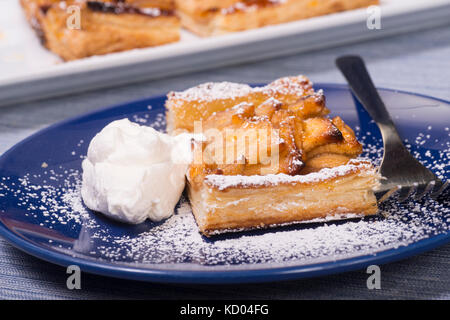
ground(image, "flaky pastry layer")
xmin=166 ymin=75 xmax=326 ymax=133
xmin=188 ymin=160 xmax=380 ymax=236
xmin=21 ymin=0 xmax=180 ymax=60
xmin=165 ymin=75 xmax=380 ymax=236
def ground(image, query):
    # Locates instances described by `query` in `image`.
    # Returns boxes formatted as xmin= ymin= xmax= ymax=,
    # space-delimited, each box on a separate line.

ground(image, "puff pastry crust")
xmin=20 ymin=0 xmax=180 ymax=60
xmin=175 ymin=0 xmax=380 ymax=36
xmin=188 ymin=160 xmax=379 ymax=235
xmin=166 ymin=75 xmax=380 ymax=236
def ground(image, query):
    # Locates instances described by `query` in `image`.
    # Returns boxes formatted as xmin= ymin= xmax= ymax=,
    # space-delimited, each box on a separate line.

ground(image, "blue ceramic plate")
xmin=0 ymin=84 xmax=449 ymax=284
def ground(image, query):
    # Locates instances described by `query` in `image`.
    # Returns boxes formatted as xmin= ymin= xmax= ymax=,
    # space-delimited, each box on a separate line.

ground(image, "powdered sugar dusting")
xmin=261 ymin=75 xmax=312 ymax=96
xmin=204 ymin=159 xmax=373 ymax=190
xmin=167 ymin=75 xmax=312 ymax=103
xmin=131 ymin=111 xmax=166 ymax=132
xmin=0 ymin=109 xmax=448 ymax=269
xmin=168 ymin=82 xmax=253 ymax=102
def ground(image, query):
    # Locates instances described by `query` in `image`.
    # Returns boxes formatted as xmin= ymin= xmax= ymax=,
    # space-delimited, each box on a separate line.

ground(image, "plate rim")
xmin=0 ymin=83 xmax=449 ymax=284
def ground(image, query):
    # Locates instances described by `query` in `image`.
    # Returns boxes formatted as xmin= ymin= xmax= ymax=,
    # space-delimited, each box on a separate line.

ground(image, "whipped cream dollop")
xmin=81 ymin=118 xmax=193 ymax=224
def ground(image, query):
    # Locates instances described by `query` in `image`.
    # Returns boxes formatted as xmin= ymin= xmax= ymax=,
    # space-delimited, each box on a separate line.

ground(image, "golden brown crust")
xmin=165 ymin=75 xmax=327 ymax=133
xmin=20 ymin=0 xmax=180 ymax=60
xmin=22 ymin=0 xmax=380 ymax=60
xmin=176 ymin=0 xmax=380 ymax=36
xmin=188 ymin=160 xmax=380 ymax=236
xmin=168 ymin=76 xmax=362 ymax=184
xmin=166 ymin=75 xmax=380 ymax=236
xmin=124 ymin=0 xmax=175 ymax=10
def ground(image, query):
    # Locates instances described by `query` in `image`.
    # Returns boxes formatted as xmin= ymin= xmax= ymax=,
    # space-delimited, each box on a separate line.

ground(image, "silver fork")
xmin=336 ymin=55 xmax=448 ymax=202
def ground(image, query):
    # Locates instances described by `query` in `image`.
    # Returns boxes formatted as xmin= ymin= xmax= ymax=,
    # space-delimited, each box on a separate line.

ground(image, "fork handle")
xmin=335 ymin=55 xmax=405 ymax=147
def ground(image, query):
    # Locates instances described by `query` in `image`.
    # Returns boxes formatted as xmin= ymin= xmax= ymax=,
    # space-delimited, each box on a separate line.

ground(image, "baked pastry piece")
xmin=175 ymin=0 xmax=379 ymax=36
xmin=166 ymin=76 xmax=380 ymax=235
xmin=21 ymin=0 xmax=180 ymax=60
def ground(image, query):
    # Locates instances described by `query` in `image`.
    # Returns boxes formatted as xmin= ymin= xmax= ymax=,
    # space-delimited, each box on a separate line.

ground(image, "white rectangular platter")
xmin=0 ymin=0 xmax=449 ymax=106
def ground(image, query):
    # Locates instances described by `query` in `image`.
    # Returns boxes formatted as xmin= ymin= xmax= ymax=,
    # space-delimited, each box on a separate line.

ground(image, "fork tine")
xmin=431 ymin=180 xmax=449 ymax=199
xmin=378 ymin=185 xmax=400 ymax=203
xmin=398 ymin=185 xmax=415 ymax=203
xmin=336 ymin=56 xmax=446 ymax=204
xmin=414 ymin=181 xmax=435 ymax=201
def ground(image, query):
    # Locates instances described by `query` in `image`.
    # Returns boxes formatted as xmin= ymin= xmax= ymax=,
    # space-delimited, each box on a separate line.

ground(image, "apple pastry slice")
xmin=20 ymin=0 xmax=180 ymax=60
xmin=165 ymin=75 xmax=380 ymax=235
